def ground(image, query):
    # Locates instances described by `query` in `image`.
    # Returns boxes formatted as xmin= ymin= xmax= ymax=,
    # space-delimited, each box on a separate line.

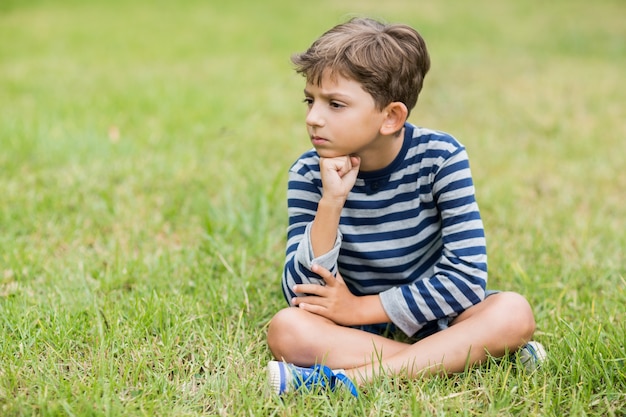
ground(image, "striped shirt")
xmin=282 ymin=122 xmax=487 ymax=337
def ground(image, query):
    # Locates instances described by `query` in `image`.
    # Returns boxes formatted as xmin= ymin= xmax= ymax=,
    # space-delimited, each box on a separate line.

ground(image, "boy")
xmin=266 ymin=17 xmax=544 ymax=397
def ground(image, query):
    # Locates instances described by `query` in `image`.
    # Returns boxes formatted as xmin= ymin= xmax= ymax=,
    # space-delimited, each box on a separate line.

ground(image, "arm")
xmin=310 ymin=156 xmax=361 ymax=257
xmin=284 ymin=165 xmax=390 ymax=326
xmin=379 ymin=146 xmax=487 ymax=336
xmin=281 ymin=154 xmax=360 ymax=303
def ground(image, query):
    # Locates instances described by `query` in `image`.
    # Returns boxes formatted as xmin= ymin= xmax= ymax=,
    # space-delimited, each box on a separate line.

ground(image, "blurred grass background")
xmin=1 ymin=0 xmax=625 ymax=415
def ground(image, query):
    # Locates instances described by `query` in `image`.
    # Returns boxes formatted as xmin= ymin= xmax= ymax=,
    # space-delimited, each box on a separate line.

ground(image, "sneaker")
xmin=517 ymin=341 xmax=547 ymax=371
xmin=267 ymin=361 xmax=358 ymax=398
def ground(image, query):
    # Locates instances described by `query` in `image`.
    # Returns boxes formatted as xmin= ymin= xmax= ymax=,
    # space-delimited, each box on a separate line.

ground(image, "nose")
xmin=305 ymin=103 xmax=324 ymax=127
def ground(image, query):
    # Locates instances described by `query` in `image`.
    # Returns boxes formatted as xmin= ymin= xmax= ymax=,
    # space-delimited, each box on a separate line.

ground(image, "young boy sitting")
xmin=266 ymin=17 xmax=544 ymax=397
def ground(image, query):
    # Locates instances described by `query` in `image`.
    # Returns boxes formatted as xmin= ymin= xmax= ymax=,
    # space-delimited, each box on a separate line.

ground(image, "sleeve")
xmin=281 ymin=169 xmax=342 ymax=304
xmin=378 ymin=146 xmax=487 ymax=337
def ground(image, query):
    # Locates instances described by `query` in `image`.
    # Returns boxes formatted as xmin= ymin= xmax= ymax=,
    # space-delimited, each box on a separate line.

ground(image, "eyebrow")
xmin=303 ymin=88 xmax=351 ymax=101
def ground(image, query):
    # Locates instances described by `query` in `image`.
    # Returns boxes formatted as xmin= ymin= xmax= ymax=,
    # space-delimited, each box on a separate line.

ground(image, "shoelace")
xmin=294 ymin=364 xmax=359 ymax=398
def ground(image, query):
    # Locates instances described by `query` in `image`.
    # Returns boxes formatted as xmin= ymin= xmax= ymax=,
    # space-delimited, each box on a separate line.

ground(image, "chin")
xmin=314 ymin=148 xmax=346 ymax=158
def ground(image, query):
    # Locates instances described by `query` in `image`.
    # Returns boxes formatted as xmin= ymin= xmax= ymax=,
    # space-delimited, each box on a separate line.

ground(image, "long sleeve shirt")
xmin=282 ymin=123 xmax=487 ymax=337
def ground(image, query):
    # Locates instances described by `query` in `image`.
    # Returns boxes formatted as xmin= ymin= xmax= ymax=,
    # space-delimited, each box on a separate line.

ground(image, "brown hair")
xmin=292 ymin=17 xmax=430 ymax=113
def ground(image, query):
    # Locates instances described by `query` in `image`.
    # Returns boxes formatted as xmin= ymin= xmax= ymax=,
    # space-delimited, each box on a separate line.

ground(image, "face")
xmin=303 ymin=72 xmax=389 ymax=160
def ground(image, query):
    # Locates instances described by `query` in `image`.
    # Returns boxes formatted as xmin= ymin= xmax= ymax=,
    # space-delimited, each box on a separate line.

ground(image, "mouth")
xmin=311 ymin=136 xmax=329 ymax=146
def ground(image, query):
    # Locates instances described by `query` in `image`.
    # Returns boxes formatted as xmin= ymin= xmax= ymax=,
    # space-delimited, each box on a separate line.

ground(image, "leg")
xmin=345 ymin=291 xmax=536 ymax=383
xmin=267 ymin=292 xmax=535 ymax=385
xmin=267 ymin=306 xmax=411 ymax=369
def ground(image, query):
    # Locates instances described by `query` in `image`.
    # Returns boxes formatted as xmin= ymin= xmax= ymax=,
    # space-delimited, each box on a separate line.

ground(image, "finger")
xmin=321 ymin=156 xmax=348 ymax=172
xmin=338 ymin=156 xmax=355 ymax=178
xmin=292 ymin=295 xmax=325 ymax=308
xmin=323 ymin=156 xmax=350 ymax=178
xmin=336 ymin=157 xmax=359 ymax=186
xmin=293 ymin=283 xmax=326 ymax=296
xmin=350 ymin=155 xmax=361 ymax=170
xmin=311 ymin=264 xmax=336 ymax=286
xmin=297 ymin=302 xmax=328 ymax=317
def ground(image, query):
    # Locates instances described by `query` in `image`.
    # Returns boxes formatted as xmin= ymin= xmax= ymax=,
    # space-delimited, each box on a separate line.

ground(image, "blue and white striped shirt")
xmin=282 ymin=123 xmax=487 ymax=336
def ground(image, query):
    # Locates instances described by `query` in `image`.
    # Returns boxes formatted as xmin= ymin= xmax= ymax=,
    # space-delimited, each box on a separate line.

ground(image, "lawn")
xmin=0 ymin=0 xmax=624 ymax=415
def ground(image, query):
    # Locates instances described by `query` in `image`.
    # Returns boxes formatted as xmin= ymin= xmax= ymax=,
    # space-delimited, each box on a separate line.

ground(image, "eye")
xmin=329 ymin=101 xmax=345 ymax=109
xmin=303 ymin=97 xmax=313 ymax=106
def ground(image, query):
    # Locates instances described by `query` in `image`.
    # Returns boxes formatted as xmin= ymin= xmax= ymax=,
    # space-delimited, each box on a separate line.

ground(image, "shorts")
xmin=359 ymin=289 xmax=500 ymax=342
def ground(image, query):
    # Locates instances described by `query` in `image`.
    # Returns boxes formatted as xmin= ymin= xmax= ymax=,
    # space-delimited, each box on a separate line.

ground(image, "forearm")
xmin=310 ymin=197 xmax=344 ymax=258
xmin=354 ymin=294 xmax=390 ymax=325
xmin=378 ymin=272 xmax=486 ymax=337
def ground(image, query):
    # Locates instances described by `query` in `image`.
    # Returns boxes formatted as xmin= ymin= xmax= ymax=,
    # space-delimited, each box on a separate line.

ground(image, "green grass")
xmin=1 ymin=0 xmax=625 ymax=415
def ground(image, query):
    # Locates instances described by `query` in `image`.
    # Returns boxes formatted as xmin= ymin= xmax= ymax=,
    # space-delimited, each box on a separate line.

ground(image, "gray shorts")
xmin=359 ymin=290 xmax=500 ymax=341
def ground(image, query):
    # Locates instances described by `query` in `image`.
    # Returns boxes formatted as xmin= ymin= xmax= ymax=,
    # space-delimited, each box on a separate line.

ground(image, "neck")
xmin=356 ymin=128 xmax=405 ymax=172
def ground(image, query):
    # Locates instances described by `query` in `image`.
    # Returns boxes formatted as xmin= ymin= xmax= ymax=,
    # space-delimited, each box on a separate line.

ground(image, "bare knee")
xmin=491 ymin=291 xmax=536 ymax=347
xmin=267 ymin=307 xmax=315 ymax=362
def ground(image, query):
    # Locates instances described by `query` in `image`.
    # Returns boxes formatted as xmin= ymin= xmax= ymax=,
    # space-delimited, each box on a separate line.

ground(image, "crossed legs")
xmin=267 ymin=291 xmax=536 ymax=384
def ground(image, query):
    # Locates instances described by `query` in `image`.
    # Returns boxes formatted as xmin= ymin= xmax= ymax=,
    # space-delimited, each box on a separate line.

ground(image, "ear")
xmin=380 ymin=102 xmax=408 ymax=136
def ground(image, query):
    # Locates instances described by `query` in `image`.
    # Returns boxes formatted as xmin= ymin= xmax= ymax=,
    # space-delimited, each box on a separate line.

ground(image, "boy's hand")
xmin=319 ymin=155 xmax=361 ymax=204
xmin=291 ymin=264 xmax=364 ymax=326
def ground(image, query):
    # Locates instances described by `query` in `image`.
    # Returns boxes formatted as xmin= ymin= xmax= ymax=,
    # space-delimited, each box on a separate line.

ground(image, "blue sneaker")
xmin=267 ymin=361 xmax=358 ymax=398
xmin=517 ymin=341 xmax=547 ymax=371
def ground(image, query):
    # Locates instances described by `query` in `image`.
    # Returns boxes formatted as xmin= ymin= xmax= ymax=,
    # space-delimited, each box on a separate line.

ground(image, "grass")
xmin=1 ymin=0 xmax=625 ymax=415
